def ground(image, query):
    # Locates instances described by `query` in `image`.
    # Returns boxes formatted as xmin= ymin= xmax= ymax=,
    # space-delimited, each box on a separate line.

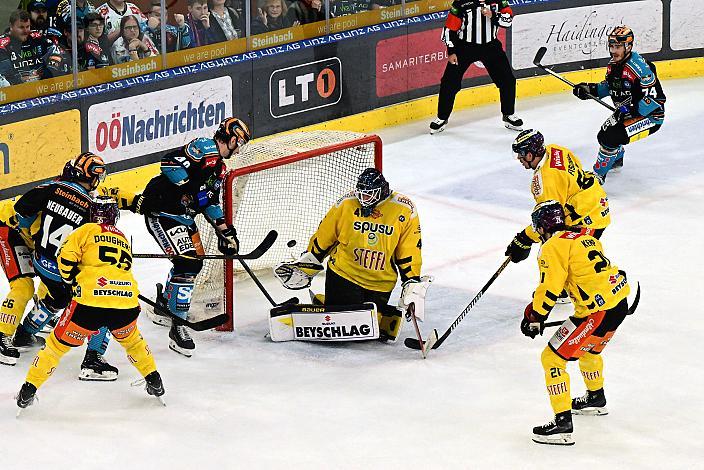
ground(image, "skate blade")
xmin=78 ymin=370 xmax=118 ymax=381
xmin=532 ymin=433 xmax=574 ymax=446
xmin=155 ymin=395 xmax=167 ymax=406
xmin=146 ymin=309 xmax=172 ymax=327
xmin=168 ymin=341 xmax=194 ymax=357
xmin=0 ymin=357 xmax=18 ymax=366
xmin=504 ymin=123 xmax=523 ymax=131
xmin=572 ymin=407 xmax=608 ymax=416
xmin=16 ymin=407 xmax=24 ymax=418
xmin=429 ymin=127 xmax=446 ymax=135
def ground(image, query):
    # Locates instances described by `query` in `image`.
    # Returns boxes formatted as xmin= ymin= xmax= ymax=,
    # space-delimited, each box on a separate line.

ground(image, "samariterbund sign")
xmin=269 ymin=57 xmax=342 ymax=118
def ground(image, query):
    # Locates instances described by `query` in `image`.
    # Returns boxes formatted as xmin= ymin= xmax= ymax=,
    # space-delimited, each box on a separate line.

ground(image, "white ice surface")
xmin=2 ymin=77 xmax=703 ymax=469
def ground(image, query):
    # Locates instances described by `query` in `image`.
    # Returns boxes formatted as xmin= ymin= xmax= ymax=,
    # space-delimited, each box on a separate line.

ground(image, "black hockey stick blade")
xmin=533 ymin=46 xmax=547 ymax=67
xmin=133 ymin=230 xmax=278 ymax=260
xmin=138 ymin=294 xmax=228 ymax=331
xmin=404 ymin=328 xmax=440 ymax=352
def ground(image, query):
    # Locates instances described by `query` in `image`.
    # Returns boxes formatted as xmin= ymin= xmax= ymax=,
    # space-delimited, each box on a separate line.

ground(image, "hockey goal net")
xmin=193 ymin=131 xmax=382 ymax=331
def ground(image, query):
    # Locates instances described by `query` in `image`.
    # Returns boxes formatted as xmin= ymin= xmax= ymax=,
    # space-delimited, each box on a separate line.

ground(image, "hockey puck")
xmin=286 ymin=240 xmax=297 ymax=248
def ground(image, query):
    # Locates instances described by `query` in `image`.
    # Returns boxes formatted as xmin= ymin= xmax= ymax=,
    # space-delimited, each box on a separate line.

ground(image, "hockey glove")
xmin=217 ymin=225 xmax=239 ymax=256
xmin=273 ymin=252 xmax=323 ymax=290
xmin=505 ymin=230 xmax=534 ymax=263
xmin=398 ymin=275 xmax=434 ymax=322
xmin=520 ymin=303 xmax=546 ymax=339
xmin=573 ymin=83 xmax=597 ymax=101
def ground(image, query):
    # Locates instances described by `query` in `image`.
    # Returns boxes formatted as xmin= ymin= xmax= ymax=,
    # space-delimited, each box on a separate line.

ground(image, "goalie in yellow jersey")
xmin=274 ymin=168 xmax=430 ymax=342
xmin=521 ymin=201 xmax=637 ymax=446
xmin=505 ymin=129 xmax=611 ymax=264
xmin=16 ymin=196 xmax=165 ymax=412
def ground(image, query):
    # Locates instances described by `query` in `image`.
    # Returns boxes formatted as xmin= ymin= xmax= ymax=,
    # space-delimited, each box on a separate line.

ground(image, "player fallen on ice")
xmin=11 ymin=153 xmax=121 ymax=380
xmin=274 ymin=168 xmax=431 ymax=342
xmin=16 ymin=196 xmax=164 ymax=412
xmin=520 ymin=200 xmax=633 ymax=446
xmin=572 ymin=25 xmax=666 ymax=182
xmin=102 ymin=117 xmax=250 ymax=357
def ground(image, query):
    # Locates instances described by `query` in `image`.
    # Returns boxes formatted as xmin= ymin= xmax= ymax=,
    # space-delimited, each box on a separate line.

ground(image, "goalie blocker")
xmin=269 ymin=303 xmax=380 ymax=342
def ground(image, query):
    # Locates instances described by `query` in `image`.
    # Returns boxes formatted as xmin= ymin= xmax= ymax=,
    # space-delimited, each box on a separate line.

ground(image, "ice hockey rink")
xmin=2 ymin=76 xmax=703 ymax=469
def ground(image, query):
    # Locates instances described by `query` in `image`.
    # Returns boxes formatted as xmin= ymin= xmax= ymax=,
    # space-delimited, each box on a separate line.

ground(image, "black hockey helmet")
xmin=214 ymin=117 xmax=251 ymax=157
xmin=61 ymin=152 xmax=107 ymax=190
xmin=531 ymin=200 xmax=566 ymax=237
xmin=90 ymin=195 xmax=120 ymax=225
xmin=355 ymin=168 xmax=390 ymax=217
xmin=512 ymin=129 xmax=545 ymax=160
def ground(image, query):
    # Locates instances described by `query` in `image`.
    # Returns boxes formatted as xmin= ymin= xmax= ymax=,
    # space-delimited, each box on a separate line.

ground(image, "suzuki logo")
xmin=325 ymin=315 xmax=331 ymax=321
xmin=97 ymin=277 xmax=108 ymax=287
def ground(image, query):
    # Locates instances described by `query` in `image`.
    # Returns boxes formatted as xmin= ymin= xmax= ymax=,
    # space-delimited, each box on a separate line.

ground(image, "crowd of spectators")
xmin=0 ymin=0 xmax=403 ymax=88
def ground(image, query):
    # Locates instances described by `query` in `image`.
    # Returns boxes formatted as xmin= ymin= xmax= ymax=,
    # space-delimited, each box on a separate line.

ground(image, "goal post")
xmin=192 ymin=131 xmax=383 ymax=332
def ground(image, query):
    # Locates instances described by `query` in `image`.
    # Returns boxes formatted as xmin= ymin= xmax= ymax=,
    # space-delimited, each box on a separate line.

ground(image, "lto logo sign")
xmin=270 ymin=57 xmax=342 ymax=118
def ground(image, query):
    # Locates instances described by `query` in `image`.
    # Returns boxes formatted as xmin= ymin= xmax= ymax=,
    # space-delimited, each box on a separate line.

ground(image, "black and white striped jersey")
xmin=442 ymin=1 xmax=513 ymax=52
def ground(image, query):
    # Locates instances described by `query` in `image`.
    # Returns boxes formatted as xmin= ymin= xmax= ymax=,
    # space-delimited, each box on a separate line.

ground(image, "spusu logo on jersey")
xmin=353 ymin=221 xmax=394 ymax=235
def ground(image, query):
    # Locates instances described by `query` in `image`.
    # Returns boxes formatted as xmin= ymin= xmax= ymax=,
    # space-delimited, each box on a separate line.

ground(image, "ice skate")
xmin=79 ymin=350 xmax=119 ymax=381
xmin=572 ymin=388 xmax=608 ymax=416
xmin=429 ymin=118 xmax=448 ymax=134
xmin=532 ymin=411 xmax=575 ymax=445
xmin=0 ymin=332 xmax=20 ymax=366
xmin=169 ymin=323 xmax=195 ymax=357
xmin=503 ymin=114 xmax=523 ymax=131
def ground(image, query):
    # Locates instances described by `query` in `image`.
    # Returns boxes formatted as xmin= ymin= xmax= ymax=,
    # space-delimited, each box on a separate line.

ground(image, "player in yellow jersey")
xmin=16 ymin=197 xmax=164 ymax=411
xmin=505 ymin=129 xmax=611 ymax=264
xmin=274 ymin=168 xmax=429 ymax=342
xmin=520 ymin=201 xmax=634 ymax=446
xmin=0 ymin=199 xmax=38 ymax=364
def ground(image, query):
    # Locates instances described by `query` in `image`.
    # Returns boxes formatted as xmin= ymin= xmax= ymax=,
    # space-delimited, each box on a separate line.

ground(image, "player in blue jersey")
xmin=107 ymin=118 xmax=251 ymax=356
xmin=573 ymin=26 xmax=666 ymax=182
xmin=11 ymin=153 xmax=121 ymax=381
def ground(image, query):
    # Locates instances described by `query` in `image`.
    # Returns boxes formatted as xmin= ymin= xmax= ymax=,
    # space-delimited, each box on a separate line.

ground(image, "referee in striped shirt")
xmin=430 ymin=0 xmax=523 ymax=134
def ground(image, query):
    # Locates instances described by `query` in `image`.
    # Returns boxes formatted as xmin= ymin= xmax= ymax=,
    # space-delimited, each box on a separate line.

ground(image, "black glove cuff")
xmin=515 ymin=230 xmax=534 ymax=248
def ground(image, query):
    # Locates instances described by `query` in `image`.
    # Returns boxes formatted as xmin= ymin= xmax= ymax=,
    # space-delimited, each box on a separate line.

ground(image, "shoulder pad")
xmin=185 ymin=138 xmax=218 ymax=160
xmin=547 ymin=146 xmax=566 ymax=170
xmin=626 ymin=52 xmax=651 ymax=77
xmin=334 ymin=191 xmax=356 ymax=207
xmin=391 ymin=192 xmax=417 ymax=214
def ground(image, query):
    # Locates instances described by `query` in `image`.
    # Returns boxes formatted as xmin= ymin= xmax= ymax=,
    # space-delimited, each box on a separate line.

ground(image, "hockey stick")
xmin=533 ymin=47 xmax=616 ymax=112
xmin=138 ymin=294 xmax=228 ymax=331
xmin=404 ymin=257 xmax=511 ymax=352
xmin=133 ymin=230 xmax=278 ymax=260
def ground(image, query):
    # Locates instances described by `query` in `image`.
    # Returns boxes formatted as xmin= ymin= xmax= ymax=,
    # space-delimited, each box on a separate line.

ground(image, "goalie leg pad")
xmin=269 ymin=303 xmax=379 ymax=342
xmin=378 ymin=304 xmax=403 ymax=342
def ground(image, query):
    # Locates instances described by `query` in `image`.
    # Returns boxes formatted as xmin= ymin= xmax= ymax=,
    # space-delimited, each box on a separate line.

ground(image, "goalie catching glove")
xmin=398 ymin=275 xmax=433 ymax=322
xmin=274 ymin=252 xmax=323 ymax=290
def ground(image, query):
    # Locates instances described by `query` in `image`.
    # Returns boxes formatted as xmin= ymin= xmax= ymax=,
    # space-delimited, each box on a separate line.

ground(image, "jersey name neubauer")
xmin=58 ymin=223 xmax=140 ymax=309
xmin=308 ymin=191 xmax=422 ymax=292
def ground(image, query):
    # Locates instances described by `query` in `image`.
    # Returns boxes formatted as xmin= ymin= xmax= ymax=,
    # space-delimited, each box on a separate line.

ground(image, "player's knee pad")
xmin=0 ymin=277 xmax=35 ymax=334
xmin=87 ymin=326 xmax=111 ymax=355
xmin=117 ymin=327 xmax=157 ymax=377
xmin=22 ymin=298 xmax=61 ymax=334
xmin=378 ymin=305 xmax=403 ymax=342
xmin=164 ymin=271 xmax=196 ymax=319
xmin=541 ymin=346 xmax=567 ymax=373
xmin=26 ymin=333 xmax=70 ymax=389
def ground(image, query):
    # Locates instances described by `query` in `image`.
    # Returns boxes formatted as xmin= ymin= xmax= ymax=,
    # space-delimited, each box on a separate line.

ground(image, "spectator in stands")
xmin=208 ymin=0 xmax=242 ymax=41
xmin=111 ymin=14 xmax=158 ymax=63
xmin=27 ymin=0 xmax=50 ymax=32
xmin=18 ymin=0 xmax=59 ymax=17
xmin=96 ymin=0 xmax=146 ymax=45
xmin=0 ymin=10 xmax=50 ymax=86
xmin=42 ymin=13 xmax=86 ymax=77
xmin=84 ymin=11 xmax=111 ymax=67
xmin=186 ymin=0 xmax=213 ymax=47
xmin=252 ymin=0 xmax=297 ymax=35
xmin=56 ymin=0 xmax=95 ymax=23
xmin=145 ymin=1 xmax=191 ymax=52
xmin=286 ymin=0 xmax=327 ymax=25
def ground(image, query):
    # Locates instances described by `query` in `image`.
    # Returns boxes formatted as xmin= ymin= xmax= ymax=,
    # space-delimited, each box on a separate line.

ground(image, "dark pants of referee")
xmin=437 ymin=39 xmax=516 ymax=120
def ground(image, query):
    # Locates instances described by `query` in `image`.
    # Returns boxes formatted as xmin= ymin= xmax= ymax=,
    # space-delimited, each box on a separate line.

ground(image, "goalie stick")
xmin=404 ymin=257 xmax=510 ymax=352
xmin=533 ymin=47 xmax=616 ymax=112
xmin=133 ymin=230 xmax=278 ymax=260
xmin=138 ymin=294 xmax=228 ymax=331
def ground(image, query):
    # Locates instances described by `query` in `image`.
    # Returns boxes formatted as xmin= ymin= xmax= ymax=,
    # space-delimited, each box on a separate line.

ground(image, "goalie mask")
xmin=531 ymin=200 xmax=565 ymax=238
xmin=354 ymin=168 xmax=390 ymax=217
xmin=91 ymin=195 xmax=120 ymax=225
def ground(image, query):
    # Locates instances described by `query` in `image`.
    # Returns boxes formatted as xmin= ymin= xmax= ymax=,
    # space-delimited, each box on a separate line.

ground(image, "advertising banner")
xmin=87 ymin=76 xmax=233 ymax=163
xmin=670 ymin=0 xmax=704 ymax=51
xmin=269 ymin=58 xmax=343 ymax=118
xmin=375 ymin=28 xmax=505 ymax=97
xmin=511 ymin=1 xmax=663 ymax=69
xmin=0 ymin=110 xmax=81 ymax=189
